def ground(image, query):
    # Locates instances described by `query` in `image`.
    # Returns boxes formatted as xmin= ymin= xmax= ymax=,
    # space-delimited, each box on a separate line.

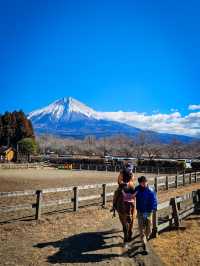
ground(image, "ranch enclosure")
xmin=1 ymin=168 xmax=200 ymax=233
xmin=1 ymin=168 xmax=200 ymax=265
xmin=0 ymin=168 xmax=157 ymax=223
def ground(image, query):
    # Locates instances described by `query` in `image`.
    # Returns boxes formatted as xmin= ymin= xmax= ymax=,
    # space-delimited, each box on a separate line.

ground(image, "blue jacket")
xmin=135 ymin=185 xmax=157 ymax=213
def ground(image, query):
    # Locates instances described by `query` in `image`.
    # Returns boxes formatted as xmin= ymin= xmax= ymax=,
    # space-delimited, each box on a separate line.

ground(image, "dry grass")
xmin=151 ymin=214 xmax=200 ymax=266
xmin=150 ymin=183 xmax=200 ymax=266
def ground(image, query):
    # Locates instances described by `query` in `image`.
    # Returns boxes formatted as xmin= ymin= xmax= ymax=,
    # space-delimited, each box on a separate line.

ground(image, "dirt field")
xmin=0 ymin=168 xmax=159 ymax=192
xmin=0 ymin=168 xmax=118 ymax=192
xmin=0 ymin=169 xmax=200 ymax=265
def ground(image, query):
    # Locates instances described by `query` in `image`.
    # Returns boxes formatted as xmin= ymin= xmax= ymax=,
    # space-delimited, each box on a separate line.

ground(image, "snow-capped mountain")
xmin=28 ymin=97 xmax=195 ymax=142
xmin=28 ymin=97 xmax=142 ymax=138
xmin=29 ymin=97 xmax=98 ymax=122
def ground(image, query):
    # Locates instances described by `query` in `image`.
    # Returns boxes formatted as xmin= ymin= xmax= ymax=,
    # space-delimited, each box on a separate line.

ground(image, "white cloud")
xmin=99 ymin=110 xmax=200 ymax=138
xmin=188 ymin=104 xmax=200 ymax=111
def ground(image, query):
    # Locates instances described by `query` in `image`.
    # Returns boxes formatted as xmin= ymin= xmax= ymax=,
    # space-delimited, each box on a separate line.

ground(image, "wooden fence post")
xmin=175 ymin=175 xmax=178 ymax=188
xmin=189 ymin=173 xmax=192 ymax=184
xmin=35 ymin=190 xmax=42 ymax=220
xmin=171 ymin=197 xmax=180 ymax=227
xmin=154 ymin=177 xmax=158 ymax=193
xmin=176 ymin=196 xmax=181 ymax=211
xmin=192 ymin=191 xmax=198 ymax=207
xmin=197 ymin=172 xmax=199 ymax=182
xmin=166 ymin=176 xmax=169 ymax=190
xmin=102 ymin=184 xmax=107 ymax=208
xmin=197 ymin=189 xmax=200 ymax=204
xmin=183 ymin=172 xmax=185 ymax=186
xmin=194 ymin=172 xmax=197 ymax=183
xmin=73 ymin=186 xmax=79 ymax=211
xmin=152 ymin=210 xmax=158 ymax=238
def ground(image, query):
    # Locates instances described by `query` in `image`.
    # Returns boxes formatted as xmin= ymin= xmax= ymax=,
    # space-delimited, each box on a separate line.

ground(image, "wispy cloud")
xmin=188 ymin=104 xmax=200 ymax=111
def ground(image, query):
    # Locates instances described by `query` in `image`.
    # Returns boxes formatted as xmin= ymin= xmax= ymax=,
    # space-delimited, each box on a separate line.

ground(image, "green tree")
xmin=18 ymin=138 xmax=37 ymax=154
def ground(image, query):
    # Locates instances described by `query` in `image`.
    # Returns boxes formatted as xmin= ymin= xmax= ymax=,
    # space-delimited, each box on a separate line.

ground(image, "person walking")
xmin=135 ymin=176 xmax=157 ymax=254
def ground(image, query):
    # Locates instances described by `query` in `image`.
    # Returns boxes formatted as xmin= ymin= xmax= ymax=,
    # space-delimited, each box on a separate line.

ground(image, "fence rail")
xmin=0 ymin=172 xmax=200 ymax=227
xmin=0 ymin=163 xmax=42 ymax=169
xmin=0 ymin=162 xmax=193 ymax=174
xmin=153 ymin=189 xmax=200 ymax=237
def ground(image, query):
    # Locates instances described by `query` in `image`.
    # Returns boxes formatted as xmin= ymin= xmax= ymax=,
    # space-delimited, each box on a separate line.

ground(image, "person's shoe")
xmin=147 ymin=233 xmax=153 ymax=241
xmin=142 ymin=243 xmax=149 ymax=255
xmin=110 ymin=207 xmax=116 ymax=217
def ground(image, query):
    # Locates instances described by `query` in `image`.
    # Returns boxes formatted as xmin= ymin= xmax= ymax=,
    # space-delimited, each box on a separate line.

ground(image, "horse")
xmin=114 ymin=185 xmax=136 ymax=245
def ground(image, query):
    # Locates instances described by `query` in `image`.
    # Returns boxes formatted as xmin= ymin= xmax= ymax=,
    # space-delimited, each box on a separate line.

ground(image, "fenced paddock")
xmin=0 ymin=172 xmax=200 ymax=225
xmin=0 ymin=162 xmax=190 ymax=174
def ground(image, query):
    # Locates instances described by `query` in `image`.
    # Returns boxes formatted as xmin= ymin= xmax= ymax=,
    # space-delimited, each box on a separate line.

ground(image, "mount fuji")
xmin=28 ymin=97 xmax=142 ymax=138
xmin=28 ymin=97 xmax=195 ymax=142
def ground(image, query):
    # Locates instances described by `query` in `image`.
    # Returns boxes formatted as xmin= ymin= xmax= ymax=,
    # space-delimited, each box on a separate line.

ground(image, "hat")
xmin=138 ymin=176 xmax=148 ymax=183
xmin=125 ymin=163 xmax=133 ymax=172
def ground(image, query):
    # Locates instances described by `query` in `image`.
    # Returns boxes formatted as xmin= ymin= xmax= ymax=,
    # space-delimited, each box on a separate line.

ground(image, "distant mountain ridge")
xmin=28 ymin=97 xmax=196 ymax=143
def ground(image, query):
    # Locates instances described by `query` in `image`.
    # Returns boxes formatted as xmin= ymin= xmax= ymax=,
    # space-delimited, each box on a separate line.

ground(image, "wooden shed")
xmin=0 ymin=147 xmax=15 ymax=162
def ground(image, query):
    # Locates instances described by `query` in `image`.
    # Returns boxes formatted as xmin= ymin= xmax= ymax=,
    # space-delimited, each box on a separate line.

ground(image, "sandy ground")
xmin=0 ymin=168 xmax=200 ymax=265
xmin=0 ymin=168 xmax=161 ymax=192
xmin=0 ymin=169 xmax=118 ymax=192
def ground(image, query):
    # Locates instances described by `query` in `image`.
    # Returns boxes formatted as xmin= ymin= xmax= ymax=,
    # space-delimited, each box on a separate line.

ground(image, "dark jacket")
xmin=135 ymin=185 xmax=157 ymax=213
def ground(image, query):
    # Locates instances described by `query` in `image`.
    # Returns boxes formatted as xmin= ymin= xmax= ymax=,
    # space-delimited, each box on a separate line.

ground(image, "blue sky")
xmin=0 ymin=1 xmax=200 ymax=120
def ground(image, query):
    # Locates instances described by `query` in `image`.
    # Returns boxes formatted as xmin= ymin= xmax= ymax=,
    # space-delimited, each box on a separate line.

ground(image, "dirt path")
xmin=0 ymin=205 xmax=164 ymax=266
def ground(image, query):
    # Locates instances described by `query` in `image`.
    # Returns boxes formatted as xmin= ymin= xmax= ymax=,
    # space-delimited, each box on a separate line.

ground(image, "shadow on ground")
xmin=34 ymin=229 xmax=123 ymax=264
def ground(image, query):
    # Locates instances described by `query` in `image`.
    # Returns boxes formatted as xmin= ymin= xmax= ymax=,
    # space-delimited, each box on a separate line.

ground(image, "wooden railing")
xmin=0 ymin=163 xmax=42 ymax=169
xmin=153 ymin=172 xmax=200 ymax=192
xmin=0 ymin=182 xmax=117 ymax=220
xmin=0 ymin=162 xmax=190 ymax=174
xmin=0 ymin=172 xmax=200 ymax=224
xmin=152 ymin=189 xmax=200 ymax=237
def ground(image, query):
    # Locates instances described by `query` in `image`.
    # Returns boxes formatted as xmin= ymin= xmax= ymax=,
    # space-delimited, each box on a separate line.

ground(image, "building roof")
xmin=0 ymin=146 xmax=13 ymax=154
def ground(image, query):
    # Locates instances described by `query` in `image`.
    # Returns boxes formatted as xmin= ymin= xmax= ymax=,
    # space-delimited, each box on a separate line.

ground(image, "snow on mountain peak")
xmin=64 ymin=97 xmax=97 ymax=117
xmin=28 ymin=97 xmax=98 ymax=121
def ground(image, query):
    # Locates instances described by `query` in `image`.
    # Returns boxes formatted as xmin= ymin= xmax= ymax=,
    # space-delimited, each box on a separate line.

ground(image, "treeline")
xmin=0 ymin=111 xmax=35 ymax=148
xmin=37 ymin=133 xmax=200 ymax=159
